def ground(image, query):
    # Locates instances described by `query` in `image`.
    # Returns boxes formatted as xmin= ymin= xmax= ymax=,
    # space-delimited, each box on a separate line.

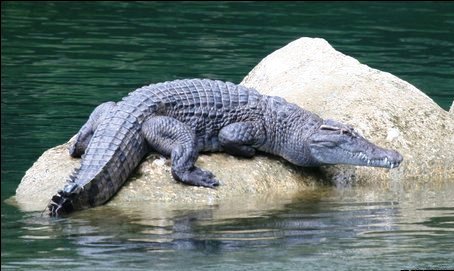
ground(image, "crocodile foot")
xmin=172 ymin=167 xmax=219 ymax=188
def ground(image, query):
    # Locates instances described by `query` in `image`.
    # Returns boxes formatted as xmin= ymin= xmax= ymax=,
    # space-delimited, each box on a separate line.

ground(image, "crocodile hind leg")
xmin=69 ymin=101 xmax=116 ymax=157
xmin=218 ymin=121 xmax=266 ymax=158
xmin=142 ymin=116 xmax=219 ymax=188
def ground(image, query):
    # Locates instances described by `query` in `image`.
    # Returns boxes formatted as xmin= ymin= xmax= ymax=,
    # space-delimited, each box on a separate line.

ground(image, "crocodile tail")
xmin=48 ymin=168 xmax=80 ymax=217
xmin=67 ymin=167 xmax=80 ymax=183
xmin=48 ymin=190 xmax=75 ymax=217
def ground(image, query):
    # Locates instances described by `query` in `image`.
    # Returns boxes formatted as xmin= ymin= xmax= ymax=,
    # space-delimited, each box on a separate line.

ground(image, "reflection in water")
xmin=5 ymin=185 xmax=453 ymax=270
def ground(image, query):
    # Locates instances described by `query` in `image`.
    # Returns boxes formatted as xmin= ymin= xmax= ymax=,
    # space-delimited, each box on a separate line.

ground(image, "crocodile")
xmin=48 ymin=79 xmax=403 ymax=216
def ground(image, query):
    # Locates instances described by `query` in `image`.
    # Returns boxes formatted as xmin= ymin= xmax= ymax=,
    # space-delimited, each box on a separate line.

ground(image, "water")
xmin=2 ymin=2 xmax=453 ymax=270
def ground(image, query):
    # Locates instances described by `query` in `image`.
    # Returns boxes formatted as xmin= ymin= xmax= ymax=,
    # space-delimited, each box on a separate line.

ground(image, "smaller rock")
xmin=13 ymin=140 xmax=318 ymax=212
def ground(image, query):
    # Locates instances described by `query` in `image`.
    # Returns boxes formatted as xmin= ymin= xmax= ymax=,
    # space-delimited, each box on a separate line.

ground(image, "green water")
xmin=2 ymin=2 xmax=453 ymax=270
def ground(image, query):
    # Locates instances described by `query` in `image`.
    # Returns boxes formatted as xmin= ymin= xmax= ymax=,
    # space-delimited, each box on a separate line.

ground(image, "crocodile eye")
xmin=340 ymin=128 xmax=352 ymax=135
xmin=320 ymin=125 xmax=358 ymax=137
xmin=320 ymin=125 xmax=340 ymax=132
xmin=341 ymin=127 xmax=360 ymax=137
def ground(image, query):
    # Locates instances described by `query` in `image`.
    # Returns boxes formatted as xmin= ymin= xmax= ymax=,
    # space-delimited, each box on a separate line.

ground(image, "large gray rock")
xmin=242 ymin=37 xmax=454 ymax=185
xmin=12 ymin=37 xmax=453 ymax=213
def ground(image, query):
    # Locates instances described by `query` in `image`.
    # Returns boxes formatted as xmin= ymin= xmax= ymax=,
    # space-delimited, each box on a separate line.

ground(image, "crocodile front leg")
xmin=69 ymin=101 xmax=116 ymax=157
xmin=142 ymin=116 xmax=219 ymax=188
xmin=218 ymin=121 xmax=266 ymax=158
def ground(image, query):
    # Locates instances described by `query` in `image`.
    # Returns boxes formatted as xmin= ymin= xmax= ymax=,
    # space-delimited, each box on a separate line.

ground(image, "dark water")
xmin=2 ymin=2 xmax=453 ymax=270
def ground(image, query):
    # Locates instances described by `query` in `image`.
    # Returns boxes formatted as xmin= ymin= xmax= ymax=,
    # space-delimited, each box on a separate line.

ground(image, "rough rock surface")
xmin=13 ymin=37 xmax=453 ymax=212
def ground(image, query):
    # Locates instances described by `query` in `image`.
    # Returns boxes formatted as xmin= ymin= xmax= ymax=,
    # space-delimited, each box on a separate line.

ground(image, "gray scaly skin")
xmin=48 ymin=79 xmax=403 ymax=216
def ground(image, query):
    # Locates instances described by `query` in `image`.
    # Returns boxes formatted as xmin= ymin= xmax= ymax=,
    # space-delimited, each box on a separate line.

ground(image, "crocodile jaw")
xmin=307 ymin=120 xmax=403 ymax=168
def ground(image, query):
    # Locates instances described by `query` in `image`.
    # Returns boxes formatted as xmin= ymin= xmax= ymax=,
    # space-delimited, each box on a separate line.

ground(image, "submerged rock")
xmin=12 ymin=37 xmax=454 ymax=212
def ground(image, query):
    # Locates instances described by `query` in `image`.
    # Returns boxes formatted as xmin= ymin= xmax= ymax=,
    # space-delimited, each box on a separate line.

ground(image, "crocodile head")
xmin=306 ymin=119 xmax=403 ymax=168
